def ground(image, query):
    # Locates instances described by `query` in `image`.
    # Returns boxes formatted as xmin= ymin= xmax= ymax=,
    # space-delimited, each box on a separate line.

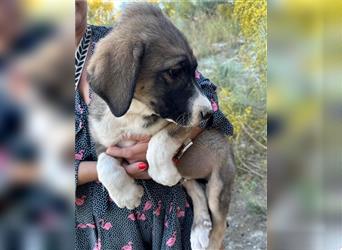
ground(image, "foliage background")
xmin=88 ymin=1 xmax=267 ymax=249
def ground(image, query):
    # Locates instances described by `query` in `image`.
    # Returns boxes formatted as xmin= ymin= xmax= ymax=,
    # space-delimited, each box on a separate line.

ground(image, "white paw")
xmin=191 ymin=219 xmax=212 ymax=250
xmin=148 ymin=162 xmax=182 ymax=186
xmin=146 ymin=144 xmax=181 ymax=186
xmin=97 ymin=153 xmax=144 ymax=209
xmin=108 ymin=183 xmax=144 ymax=210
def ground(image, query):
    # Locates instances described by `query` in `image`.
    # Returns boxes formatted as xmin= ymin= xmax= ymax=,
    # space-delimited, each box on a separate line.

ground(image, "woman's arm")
xmin=77 ymin=160 xmax=151 ymax=186
xmin=77 ymin=161 xmax=98 ymax=186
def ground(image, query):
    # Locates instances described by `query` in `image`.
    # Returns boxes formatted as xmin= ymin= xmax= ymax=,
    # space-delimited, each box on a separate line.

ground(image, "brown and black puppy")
xmin=87 ymin=4 xmax=235 ymax=250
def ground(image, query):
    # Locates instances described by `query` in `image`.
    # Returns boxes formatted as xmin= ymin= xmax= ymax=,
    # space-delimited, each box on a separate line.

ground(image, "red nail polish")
xmin=138 ymin=162 xmax=147 ymax=170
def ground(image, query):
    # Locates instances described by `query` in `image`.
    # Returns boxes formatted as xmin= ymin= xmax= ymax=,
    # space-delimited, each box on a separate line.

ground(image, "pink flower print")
xmin=195 ymin=70 xmax=201 ymax=80
xmin=78 ymin=120 xmax=83 ymax=130
xmin=136 ymin=212 xmax=146 ymax=221
xmin=143 ymin=200 xmax=152 ymax=212
xmin=77 ymin=104 xmax=84 ymax=114
xmin=75 ymin=195 xmax=86 ymax=206
xmin=185 ymin=200 xmax=190 ymax=208
xmin=166 ymin=232 xmax=177 ymax=248
xmin=176 ymin=207 xmax=185 ymax=218
xmin=75 ymin=149 xmax=84 ymax=160
xmin=153 ymin=200 xmax=162 ymax=216
xmin=211 ymin=98 xmax=218 ymax=112
xmin=128 ymin=213 xmax=136 ymax=221
xmin=93 ymin=239 xmax=101 ymax=250
xmin=121 ymin=241 xmax=133 ymax=250
xmin=102 ymin=222 xmax=112 ymax=230
xmin=76 ymin=223 xmax=86 ymax=229
xmin=169 ymin=202 xmax=173 ymax=213
xmin=128 ymin=211 xmax=147 ymax=221
xmin=99 ymin=219 xmax=112 ymax=231
xmin=164 ymin=216 xmax=169 ymax=228
xmin=77 ymin=223 xmax=95 ymax=229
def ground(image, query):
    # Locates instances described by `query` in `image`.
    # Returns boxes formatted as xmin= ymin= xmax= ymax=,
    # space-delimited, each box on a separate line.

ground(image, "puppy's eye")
xmin=167 ymin=68 xmax=180 ymax=79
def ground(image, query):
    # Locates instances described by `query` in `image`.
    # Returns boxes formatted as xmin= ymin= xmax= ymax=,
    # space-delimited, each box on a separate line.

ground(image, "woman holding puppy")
xmin=75 ymin=1 xmax=233 ymax=249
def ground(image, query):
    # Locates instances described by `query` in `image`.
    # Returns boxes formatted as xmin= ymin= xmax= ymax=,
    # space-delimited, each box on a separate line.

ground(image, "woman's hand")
xmin=121 ymin=161 xmax=150 ymax=180
xmin=106 ymin=135 xmax=150 ymax=164
xmin=106 ymin=130 xmax=204 ymax=180
xmin=106 ymin=134 xmax=151 ymax=179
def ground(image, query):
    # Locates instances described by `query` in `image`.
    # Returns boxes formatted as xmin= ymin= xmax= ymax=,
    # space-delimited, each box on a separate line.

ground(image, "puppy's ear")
xmin=87 ymin=34 xmax=144 ymax=117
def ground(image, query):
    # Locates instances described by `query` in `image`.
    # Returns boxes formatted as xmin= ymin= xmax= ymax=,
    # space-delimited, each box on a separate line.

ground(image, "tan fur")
xmin=178 ymin=129 xmax=236 ymax=250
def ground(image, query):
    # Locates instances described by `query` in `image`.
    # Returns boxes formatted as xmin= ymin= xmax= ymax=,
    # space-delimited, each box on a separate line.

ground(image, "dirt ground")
xmin=223 ymin=177 xmax=267 ymax=250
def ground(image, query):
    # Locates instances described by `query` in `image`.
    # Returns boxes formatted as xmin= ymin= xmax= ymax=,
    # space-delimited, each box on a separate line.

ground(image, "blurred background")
xmin=268 ymin=0 xmax=342 ymax=249
xmin=0 ymin=0 xmax=74 ymax=249
xmin=0 ymin=0 xmax=341 ymax=250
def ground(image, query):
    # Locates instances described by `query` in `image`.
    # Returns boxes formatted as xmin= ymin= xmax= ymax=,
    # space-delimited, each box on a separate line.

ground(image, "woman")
xmin=75 ymin=1 xmax=233 ymax=249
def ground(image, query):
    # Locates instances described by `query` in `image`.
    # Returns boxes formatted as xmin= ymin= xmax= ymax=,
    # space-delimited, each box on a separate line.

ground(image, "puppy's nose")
xmin=200 ymin=109 xmax=214 ymax=121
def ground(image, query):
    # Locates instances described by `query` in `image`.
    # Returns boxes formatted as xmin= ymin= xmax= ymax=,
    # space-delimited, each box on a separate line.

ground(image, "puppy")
xmin=87 ymin=4 xmax=235 ymax=250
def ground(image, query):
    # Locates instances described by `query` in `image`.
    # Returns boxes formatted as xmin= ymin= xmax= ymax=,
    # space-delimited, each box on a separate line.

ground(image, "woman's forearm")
xmin=77 ymin=161 xmax=98 ymax=186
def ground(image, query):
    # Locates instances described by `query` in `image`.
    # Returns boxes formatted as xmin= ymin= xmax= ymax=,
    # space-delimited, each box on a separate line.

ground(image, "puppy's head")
xmin=88 ymin=3 xmax=212 ymax=127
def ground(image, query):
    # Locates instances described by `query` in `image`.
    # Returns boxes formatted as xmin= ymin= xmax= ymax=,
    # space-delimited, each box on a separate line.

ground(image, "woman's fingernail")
xmin=138 ymin=162 xmax=147 ymax=170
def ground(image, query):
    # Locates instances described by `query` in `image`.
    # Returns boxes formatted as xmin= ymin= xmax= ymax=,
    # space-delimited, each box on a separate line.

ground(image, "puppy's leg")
xmin=183 ymin=180 xmax=212 ymax=250
xmin=180 ymin=129 xmax=235 ymax=249
xmin=207 ymin=146 xmax=235 ymax=250
xmin=97 ymin=152 xmax=144 ymax=209
xmin=147 ymin=124 xmax=191 ymax=186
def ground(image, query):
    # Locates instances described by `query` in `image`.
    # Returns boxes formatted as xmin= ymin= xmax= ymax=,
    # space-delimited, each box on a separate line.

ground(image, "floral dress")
xmin=75 ymin=25 xmax=233 ymax=250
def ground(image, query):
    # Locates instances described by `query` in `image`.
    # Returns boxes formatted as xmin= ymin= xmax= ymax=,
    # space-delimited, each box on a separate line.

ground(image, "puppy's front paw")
xmin=108 ymin=183 xmax=144 ymax=210
xmin=97 ymin=153 xmax=144 ymax=209
xmin=146 ymin=136 xmax=182 ymax=186
xmin=148 ymin=162 xmax=182 ymax=186
xmin=191 ymin=219 xmax=212 ymax=250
